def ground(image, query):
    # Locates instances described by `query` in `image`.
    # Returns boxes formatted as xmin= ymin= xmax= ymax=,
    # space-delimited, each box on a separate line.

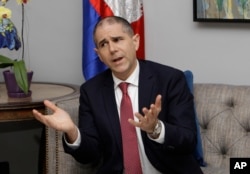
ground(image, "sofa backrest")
xmin=45 ymin=83 xmax=250 ymax=173
xmin=194 ymin=83 xmax=250 ymax=170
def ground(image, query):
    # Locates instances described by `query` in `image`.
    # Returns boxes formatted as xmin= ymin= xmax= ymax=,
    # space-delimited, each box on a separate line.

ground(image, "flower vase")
xmin=3 ymin=70 xmax=33 ymax=98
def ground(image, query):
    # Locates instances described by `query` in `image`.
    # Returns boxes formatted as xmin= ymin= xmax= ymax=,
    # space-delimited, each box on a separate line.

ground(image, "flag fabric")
xmin=82 ymin=0 xmax=145 ymax=81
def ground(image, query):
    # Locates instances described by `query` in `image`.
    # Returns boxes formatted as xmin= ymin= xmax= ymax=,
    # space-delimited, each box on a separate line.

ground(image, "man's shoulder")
xmin=139 ymin=59 xmax=182 ymax=74
xmin=81 ymin=69 xmax=112 ymax=90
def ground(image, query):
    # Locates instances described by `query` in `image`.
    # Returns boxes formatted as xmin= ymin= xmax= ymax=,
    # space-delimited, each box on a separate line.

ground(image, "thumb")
xmin=43 ymin=100 xmax=58 ymax=112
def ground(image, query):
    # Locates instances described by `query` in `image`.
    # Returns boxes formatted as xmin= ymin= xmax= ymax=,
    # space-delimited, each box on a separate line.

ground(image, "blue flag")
xmin=82 ymin=0 xmax=144 ymax=81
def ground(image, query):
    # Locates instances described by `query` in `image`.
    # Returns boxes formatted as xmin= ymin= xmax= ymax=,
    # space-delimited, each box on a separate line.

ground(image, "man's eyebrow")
xmin=97 ymin=39 xmax=107 ymax=47
xmin=111 ymin=36 xmax=123 ymax=40
xmin=97 ymin=36 xmax=124 ymax=47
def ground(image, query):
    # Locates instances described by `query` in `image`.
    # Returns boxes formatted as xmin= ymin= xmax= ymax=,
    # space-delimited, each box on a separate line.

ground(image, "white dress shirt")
xmin=65 ymin=60 xmax=165 ymax=173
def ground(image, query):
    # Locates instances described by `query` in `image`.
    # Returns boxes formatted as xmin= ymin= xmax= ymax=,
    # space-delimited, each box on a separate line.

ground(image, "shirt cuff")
xmin=64 ymin=127 xmax=81 ymax=149
xmin=147 ymin=120 xmax=165 ymax=144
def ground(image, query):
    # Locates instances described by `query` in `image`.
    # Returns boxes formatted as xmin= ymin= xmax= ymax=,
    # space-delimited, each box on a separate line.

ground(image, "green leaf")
xmin=13 ymin=60 xmax=28 ymax=94
xmin=0 ymin=63 xmax=13 ymax=68
xmin=0 ymin=54 xmax=15 ymax=64
xmin=0 ymin=55 xmax=14 ymax=69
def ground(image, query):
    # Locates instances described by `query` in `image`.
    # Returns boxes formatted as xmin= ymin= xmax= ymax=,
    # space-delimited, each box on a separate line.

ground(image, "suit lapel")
xmin=138 ymin=61 xmax=158 ymax=140
xmin=102 ymin=73 xmax=123 ymax=154
xmin=138 ymin=61 xmax=156 ymax=115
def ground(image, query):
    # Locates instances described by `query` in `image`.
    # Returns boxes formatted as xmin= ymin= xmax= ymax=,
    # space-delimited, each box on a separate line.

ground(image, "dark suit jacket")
xmin=64 ymin=60 xmax=203 ymax=174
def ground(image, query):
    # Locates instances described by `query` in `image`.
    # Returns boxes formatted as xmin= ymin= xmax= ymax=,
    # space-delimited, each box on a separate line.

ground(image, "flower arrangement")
xmin=0 ymin=0 xmax=31 ymax=95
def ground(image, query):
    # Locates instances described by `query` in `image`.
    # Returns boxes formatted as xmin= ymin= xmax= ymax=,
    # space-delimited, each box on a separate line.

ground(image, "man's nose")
xmin=109 ymin=42 xmax=117 ymax=53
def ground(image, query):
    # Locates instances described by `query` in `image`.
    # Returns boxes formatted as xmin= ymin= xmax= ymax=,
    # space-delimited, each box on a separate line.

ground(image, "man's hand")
xmin=32 ymin=100 xmax=78 ymax=143
xmin=129 ymin=94 xmax=162 ymax=133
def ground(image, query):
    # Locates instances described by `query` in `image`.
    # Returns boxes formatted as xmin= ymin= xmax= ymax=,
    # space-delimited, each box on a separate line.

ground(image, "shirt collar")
xmin=113 ymin=60 xmax=139 ymax=88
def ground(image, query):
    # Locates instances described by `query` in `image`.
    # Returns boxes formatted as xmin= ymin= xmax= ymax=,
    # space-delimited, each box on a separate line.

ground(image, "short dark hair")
xmin=93 ymin=16 xmax=134 ymax=46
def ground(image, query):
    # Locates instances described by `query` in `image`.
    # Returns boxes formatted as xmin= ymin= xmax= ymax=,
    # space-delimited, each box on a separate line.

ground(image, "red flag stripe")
xmin=89 ymin=0 xmax=114 ymax=17
xmin=131 ymin=16 xmax=145 ymax=59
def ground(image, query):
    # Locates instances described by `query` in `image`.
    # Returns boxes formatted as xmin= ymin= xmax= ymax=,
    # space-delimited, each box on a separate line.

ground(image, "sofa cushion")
xmin=193 ymin=83 xmax=250 ymax=173
xmin=184 ymin=70 xmax=206 ymax=166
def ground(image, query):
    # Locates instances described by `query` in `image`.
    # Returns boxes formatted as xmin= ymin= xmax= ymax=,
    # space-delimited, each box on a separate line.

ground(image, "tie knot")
xmin=119 ymin=82 xmax=129 ymax=94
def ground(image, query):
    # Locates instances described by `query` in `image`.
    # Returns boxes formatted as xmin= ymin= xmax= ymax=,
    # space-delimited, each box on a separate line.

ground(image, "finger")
xmin=154 ymin=95 xmax=162 ymax=109
xmin=142 ymin=107 xmax=150 ymax=116
xmin=44 ymin=100 xmax=58 ymax=112
xmin=128 ymin=118 xmax=141 ymax=127
xmin=149 ymin=104 xmax=157 ymax=117
xmin=135 ymin=109 xmax=148 ymax=121
xmin=32 ymin=109 xmax=47 ymax=124
xmin=150 ymin=95 xmax=162 ymax=116
xmin=135 ymin=111 xmax=151 ymax=125
xmin=32 ymin=109 xmax=44 ymax=117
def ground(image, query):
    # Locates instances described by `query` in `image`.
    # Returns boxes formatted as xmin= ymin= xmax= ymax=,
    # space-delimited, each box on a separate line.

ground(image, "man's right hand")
xmin=32 ymin=100 xmax=78 ymax=143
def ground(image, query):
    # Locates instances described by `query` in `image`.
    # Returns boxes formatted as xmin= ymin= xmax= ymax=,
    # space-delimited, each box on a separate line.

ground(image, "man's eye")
xmin=114 ymin=38 xmax=122 ymax=42
xmin=100 ymin=42 xmax=107 ymax=48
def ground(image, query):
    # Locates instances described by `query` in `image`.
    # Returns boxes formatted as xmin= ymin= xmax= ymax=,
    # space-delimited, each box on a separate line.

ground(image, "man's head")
xmin=93 ymin=16 xmax=140 ymax=80
xmin=93 ymin=16 xmax=134 ymax=46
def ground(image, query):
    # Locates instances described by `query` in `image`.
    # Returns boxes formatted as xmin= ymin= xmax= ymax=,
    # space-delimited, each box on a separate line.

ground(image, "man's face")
xmin=94 ymin=22 xmax=140 ymax=80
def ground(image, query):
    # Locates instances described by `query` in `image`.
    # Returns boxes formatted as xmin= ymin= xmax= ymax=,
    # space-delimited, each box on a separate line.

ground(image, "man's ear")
xmin=94 ymin=48 xmax=103 ymax=62
xmin=132 ymin=34 xmax=140 ymax=51
xmin=94 ymin=48 xmax=98 ymax=54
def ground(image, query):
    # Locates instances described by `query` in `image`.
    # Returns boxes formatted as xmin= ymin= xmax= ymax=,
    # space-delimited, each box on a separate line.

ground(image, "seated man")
xmin=33 ymin=16 xmax=203 ymax=174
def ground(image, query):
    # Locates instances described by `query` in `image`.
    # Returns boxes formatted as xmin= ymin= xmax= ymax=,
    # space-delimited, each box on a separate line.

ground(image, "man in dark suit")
xmin=33 ymin=16 xmax=203 ymax=174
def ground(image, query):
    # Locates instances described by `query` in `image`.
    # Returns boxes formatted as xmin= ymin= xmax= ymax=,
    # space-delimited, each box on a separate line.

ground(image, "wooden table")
xmin=0 ymin=82 xmax=79 ymax=122
xmin=0 ymin=82 xmax=80 ymax=174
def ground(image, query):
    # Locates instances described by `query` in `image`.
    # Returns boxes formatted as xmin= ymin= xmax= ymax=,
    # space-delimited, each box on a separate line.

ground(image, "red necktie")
xmin=119 ymin=82 xmax=142 ymax=174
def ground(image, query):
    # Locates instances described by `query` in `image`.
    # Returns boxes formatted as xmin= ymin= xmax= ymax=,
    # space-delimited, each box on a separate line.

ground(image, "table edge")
xmin=0 ymin=82 xmax=80 ymax=110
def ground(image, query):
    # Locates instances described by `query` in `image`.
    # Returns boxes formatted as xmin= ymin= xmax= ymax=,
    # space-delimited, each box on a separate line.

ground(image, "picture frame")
xmin=193 ymin=0 xmax=250 ymax=23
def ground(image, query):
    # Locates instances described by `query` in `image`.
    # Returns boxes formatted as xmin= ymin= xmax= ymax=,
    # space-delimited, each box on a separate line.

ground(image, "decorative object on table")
xmin=193 ymin=0 xmax=250 ymax=23
xmin=0 ymin=0 xmax=33 ymax=98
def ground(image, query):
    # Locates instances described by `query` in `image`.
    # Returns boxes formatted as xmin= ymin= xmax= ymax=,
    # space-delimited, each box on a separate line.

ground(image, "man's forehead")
xmin=95 ymin=23 xmax=125 ymax=37
xmin=97 ymin=17 xmax=119 ymax=26
xmin=96 ymin=21 xmax=122 ymax=30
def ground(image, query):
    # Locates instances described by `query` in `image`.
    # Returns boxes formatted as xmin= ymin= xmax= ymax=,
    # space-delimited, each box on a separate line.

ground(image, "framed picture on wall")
xmin=193 ymin=0 xmax=250 ymax=23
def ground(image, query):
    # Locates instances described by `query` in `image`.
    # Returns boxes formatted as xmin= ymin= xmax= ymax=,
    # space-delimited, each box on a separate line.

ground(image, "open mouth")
xmin=113 ymin=57 xmax=123 ymax=62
